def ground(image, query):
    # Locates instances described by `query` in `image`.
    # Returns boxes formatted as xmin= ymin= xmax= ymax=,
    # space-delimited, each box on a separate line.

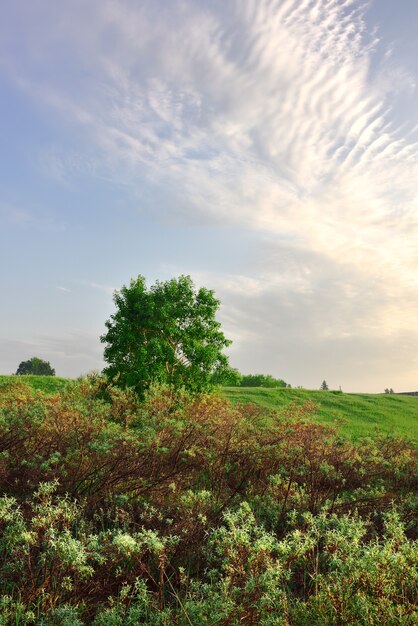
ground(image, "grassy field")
xmin=1 ymin=375 xmax=417 ymax=443
xmin=222 ymin=386 xmax=418 ymax=443
xmin=0 ymin=374 xmax=70 ymax=394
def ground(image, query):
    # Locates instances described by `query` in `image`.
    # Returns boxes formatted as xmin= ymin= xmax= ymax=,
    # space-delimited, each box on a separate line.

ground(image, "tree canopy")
xmin=101 ymin=275 xmax=231 ymax=395
xmin=239 ymin=373 xmax=289 ymax=388
xmin=16 ymin=357 xmax=55 ymax=376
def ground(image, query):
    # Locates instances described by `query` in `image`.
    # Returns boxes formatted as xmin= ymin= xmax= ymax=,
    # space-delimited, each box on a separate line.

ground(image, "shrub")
xmin=0 ymin=377 xmax=416 ymax=623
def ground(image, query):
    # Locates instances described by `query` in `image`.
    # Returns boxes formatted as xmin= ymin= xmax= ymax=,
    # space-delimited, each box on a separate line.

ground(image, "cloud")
xmin=79 ymin=281 xmax=116 ymax=296
xmin=0 ymin=339 xmax=42 ymax=375
xmin=0 ymin=203 xmax=33 ymax=225
xmin=0 ymin=333 xmax=104 ymax=378
xmin=2 ymin=0 xmax=418 ymax=389
xmin=6 ymin=1 xmax=416 ymax=241
xmin=173 ymin=233 xmax=418 ymax=391
xmin=56 ymin=286 xmax=72 ymax=293
xmin=0 ymin=201 xmax=67 ymax=232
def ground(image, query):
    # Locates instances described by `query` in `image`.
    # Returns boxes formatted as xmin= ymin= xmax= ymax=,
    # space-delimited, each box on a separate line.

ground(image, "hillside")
xmin=0 ymin=374 xmax=70 ymax=394
xmin=1 ymin=375 xmax=417 ymax=443
xmin=222 ymin=386 xmax=418 ymax=443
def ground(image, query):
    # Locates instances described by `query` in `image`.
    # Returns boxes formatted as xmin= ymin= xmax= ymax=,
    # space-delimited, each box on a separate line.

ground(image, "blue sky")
xmin=1 ymin=0 xmax=418 ymax=392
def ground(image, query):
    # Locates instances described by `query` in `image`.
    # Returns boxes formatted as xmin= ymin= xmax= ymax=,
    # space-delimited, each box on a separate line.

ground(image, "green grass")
xmin=0 ymin=374 xmax=70 ymax=394
xmin=1 ymin=375 xmax=416 ymax=443
xmin=222 ymin=387 xmax=418 ymax=443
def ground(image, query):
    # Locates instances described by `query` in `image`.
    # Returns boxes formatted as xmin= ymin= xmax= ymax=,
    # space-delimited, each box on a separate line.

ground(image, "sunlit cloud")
xmin=7 ymin=1 xmax=416 ymax=261
xmin=1 ymin=0 xmax=418 ymax=389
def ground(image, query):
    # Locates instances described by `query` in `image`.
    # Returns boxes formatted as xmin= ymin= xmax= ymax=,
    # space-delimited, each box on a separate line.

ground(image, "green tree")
xmin=101 ymin=275 xmax=231 ymax=395
xmin=211 ymin=366 xmax=243 ymax=386
xmin=239 ymin=373 xmax=288 ymax=388
xmin=320 ymin=380 xmax=329 ymax=391
xmin=16 ymin=357 xmax=55 ymax=376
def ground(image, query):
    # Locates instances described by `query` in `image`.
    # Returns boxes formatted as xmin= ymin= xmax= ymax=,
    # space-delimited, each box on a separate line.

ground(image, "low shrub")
xmin=0 ymin=377 xmax=416 ymax=624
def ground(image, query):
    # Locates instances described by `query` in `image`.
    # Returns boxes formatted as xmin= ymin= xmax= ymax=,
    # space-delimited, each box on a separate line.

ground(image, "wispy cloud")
xmin=0 ymin=200 xmax=67 ymax=231
xmin=0 ymin=333 xmax=104 ymax=378
xmin=2 ymin=0 xmax=418 ymax=389
xmin=0 ymin=203 xmax=33 ymax=225
xmin=79 ymin=281 xmax=116 ymax=296
xmin=8 ymin=1 xmax=416 ymax=251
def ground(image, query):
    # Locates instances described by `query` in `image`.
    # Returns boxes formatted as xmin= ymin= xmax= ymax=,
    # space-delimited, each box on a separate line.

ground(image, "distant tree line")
xmin=239 ymin=372 xmax=290 ymax=388
xmin=212 ymin=367 xmax=290 ymax=388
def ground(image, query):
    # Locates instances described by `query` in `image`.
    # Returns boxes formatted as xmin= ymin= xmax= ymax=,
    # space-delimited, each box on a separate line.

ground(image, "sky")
xmin=1 ymin=0 xmax=418 ymax=392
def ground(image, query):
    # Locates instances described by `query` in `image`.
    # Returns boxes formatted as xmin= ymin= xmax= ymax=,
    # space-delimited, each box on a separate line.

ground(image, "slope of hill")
xmin=222 ymin=387 xmax=418 ymax=443
xmin=1 ymin=375 xmax=416 ymax=443
xmin=0 ymin=374 xmax=69 ymax=394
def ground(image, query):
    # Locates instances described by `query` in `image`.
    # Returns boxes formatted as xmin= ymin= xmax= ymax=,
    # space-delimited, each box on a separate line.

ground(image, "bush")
xmin=0 ymin=377 xmax=416 ymax=623
xmin=239 ymin=373 xmax=289 ymax=388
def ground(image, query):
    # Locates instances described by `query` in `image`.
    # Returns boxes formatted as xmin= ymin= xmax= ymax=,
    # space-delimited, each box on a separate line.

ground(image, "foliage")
xmin=239 ymin=373 xmax=289 ymax=388
xmin=385 ymin=388 xmax=394 ymax=394
xmin=16 ymin=357 xmax=55 ymax=376
xmin=189 ymin=505 xmax=418 ymax=625
xmin=320 ymin=380 xmax=329 ymax=391
xmin=8 ymin=374 xmax=418 ymax=442
xmin=0 ymin=378 xmax=417 ymax=624
xmin=211 ymin=366 xmax=243 ymax=386
xmin=101 ymin=275 xmax=231 ymax=396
